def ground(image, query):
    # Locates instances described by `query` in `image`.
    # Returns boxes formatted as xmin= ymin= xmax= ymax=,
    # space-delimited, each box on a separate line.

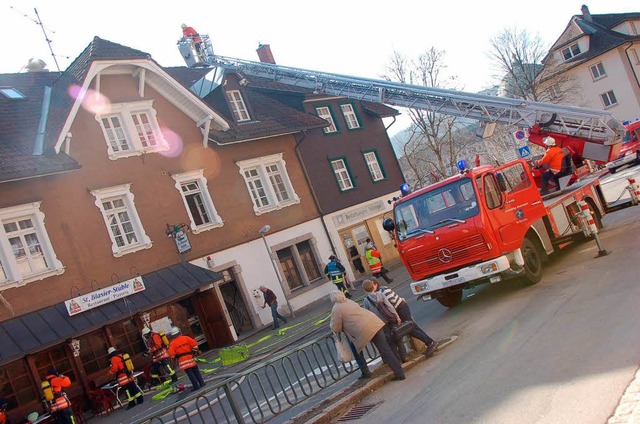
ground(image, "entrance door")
xmin=340 ymin=225 xmax=371 ymax=279
xmin=218 ymin=269 xmax=253 ymax=335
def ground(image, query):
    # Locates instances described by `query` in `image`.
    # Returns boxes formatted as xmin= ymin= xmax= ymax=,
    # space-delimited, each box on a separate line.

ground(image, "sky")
xmin=1 ymin=1 xmax=638 ymax=133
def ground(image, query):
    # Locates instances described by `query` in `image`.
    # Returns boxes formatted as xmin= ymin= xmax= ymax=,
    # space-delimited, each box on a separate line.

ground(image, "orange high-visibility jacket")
xmin=169 ymin=335 xmax=198 ymax=370
xmin=536 ymin=146 xmax=564 ymax=174
xmin=109 ymin=355 xmax=133 ymax=387
xmin=149 ymin=332 xmax=169 ymax=362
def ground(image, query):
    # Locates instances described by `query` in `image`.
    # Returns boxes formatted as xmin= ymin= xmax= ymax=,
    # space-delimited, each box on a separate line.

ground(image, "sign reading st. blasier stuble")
xmin=64 ymin=276 xmax=146 ymax=316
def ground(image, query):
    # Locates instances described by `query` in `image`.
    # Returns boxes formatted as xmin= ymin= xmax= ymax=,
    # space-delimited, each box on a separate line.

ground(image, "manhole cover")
xmin=336 ymin=402 xmax=381 ymax=422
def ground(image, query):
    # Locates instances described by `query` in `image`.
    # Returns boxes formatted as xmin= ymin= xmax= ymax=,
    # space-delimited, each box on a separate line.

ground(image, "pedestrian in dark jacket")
xmin=373 ymin=279 xmax=437 ymax=356
xmin=260 ymin=285 xmax=288 ymax=330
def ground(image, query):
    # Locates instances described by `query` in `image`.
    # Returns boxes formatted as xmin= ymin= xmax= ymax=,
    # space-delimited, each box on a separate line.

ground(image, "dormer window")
xmin=562 ymin=43 xmax=581 ymax=61
xmin=226 ymin=90 xmax=250 ymax=122
xmin=0 ymin=87 xmax=26 ymax=99
xmin=95 ymin=100 xmax=167 ymax=160
xmin=315 ymin=106 xmax=338 ymax=134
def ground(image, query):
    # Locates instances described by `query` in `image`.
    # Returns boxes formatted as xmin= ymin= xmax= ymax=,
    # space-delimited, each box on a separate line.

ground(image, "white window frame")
xmin=172 ymin=170 xmax=223 ymax=233
xmin=226 ymin=90 xmax=250 ymax=122
xmin=601 ymin=90 xmax=618 ymax=108
xmin=0 ymin=202 xmax=64 ymax=289
xmin=95 ymin=100 xmax=168 ymax=160
xmin=340 ymin=103 xmax=360 ymax=129
xmin=316 ymin=106 xmax=338 ymax=133
xmin=237 ymin=154 xmax=300 ymax=215
xmin=561 ymin=43 xmax=581 ymax=61
xmin=364 ymin=151 xmax=385 ymax=181
xmin=0 ymin=87 xmax=26 ymax=99
xmin=590 ymin=62 xmax=606 ymax=80
xmin=91 ymin=184 xmax=152 ymax=257
xmin=331 ymin=159 xmax=354 ymax=191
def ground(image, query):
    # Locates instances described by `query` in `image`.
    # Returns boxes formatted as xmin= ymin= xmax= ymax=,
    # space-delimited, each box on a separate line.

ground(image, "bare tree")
xmin=487 ymin=27 xmax=581 ymax=104
xmin=384 ymin=48 xmax=476 ymax=188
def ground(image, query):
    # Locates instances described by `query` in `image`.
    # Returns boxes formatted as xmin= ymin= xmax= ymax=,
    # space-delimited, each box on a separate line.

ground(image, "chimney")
xmin=581 ymin=5 xmax=592 ymax=22
xmin=256 ymin=43 xmax=276 ymax=64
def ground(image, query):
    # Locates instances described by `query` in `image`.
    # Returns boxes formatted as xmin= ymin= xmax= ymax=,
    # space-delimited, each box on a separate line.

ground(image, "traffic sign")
xmin=518 ymin=146 xmax=531 ymax=158
xmin=514 ymin=130 xmax=526 ymax=140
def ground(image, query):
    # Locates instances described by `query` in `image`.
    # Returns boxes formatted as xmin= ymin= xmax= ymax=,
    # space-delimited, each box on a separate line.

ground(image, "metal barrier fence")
xmin=132 ymin=331 xmax=381 ymax=424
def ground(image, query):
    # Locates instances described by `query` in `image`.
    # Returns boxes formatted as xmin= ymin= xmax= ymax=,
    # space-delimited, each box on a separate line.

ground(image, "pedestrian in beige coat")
xmin=330 ymin=290 xmax=405 ymax=380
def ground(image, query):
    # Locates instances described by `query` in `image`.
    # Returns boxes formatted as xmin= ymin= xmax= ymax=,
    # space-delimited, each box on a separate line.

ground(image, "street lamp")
xmin=258 ymin=225 xmax=295 ymax=318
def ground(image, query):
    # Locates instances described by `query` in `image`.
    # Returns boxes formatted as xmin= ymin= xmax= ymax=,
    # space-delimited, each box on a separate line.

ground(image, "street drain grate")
xmin=336 ymin=402 xmax=381 ymax=422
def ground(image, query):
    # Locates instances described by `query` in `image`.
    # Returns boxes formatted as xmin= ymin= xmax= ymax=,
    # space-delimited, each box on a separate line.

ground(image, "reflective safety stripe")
xmin=117 ymin=373 xmax=134 ymax=387
xmin=152 ymin=348 xmax=170 ymax=362
xmin=51 ymin=393 xmax=71 ymax=411
xmin=178 ymin=355 xmax=196 ymax=370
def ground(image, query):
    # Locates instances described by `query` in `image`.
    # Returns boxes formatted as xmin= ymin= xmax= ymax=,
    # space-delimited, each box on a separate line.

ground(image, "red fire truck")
xmin=190 ymin=49 xmax=636 ymax=307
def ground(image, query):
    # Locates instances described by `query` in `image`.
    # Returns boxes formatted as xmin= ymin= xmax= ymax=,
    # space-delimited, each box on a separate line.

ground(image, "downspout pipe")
xmin=294 ymin=130 xmax=338 ymax=255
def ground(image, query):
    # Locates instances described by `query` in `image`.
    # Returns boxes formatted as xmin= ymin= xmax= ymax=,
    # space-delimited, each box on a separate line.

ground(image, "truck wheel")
xmin=437 ymin=290 xmax=463 ymax=308
xmin=522 ymin=237 xmax=543 ymax=285
xmin=586 ymin=200 xmax=603 ymax=230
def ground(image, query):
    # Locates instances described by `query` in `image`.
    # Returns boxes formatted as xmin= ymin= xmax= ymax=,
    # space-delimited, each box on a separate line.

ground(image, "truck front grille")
xmin=407 ymin=234 xmax=489 ymax=277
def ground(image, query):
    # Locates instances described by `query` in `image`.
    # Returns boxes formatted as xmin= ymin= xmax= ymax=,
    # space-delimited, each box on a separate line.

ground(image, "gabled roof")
xmin=544 ymin=10 xmax=640 ymax=77
xmin=0 ymin=72 xmax=81 ymax=182
xmin=166 ymin=66 xmax=330 ymax=144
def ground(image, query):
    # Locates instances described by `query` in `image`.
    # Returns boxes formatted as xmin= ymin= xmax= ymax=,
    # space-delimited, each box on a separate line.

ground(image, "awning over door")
xmin=0 ymin=262 xmax=222 ymax=365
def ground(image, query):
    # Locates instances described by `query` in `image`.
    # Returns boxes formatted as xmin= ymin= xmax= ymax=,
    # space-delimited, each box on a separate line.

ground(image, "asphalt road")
xmin=337 ymin=167 xmax=640 ymax=423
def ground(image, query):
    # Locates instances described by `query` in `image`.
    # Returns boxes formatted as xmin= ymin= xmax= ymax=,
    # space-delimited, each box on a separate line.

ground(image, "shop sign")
xmin=174 ymin=230 xmax=192 ymax=254
xmin=65 ymin=276 xmax=146 ymax=316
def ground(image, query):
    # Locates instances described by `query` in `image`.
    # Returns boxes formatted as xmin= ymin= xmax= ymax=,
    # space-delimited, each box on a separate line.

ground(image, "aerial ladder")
xmin=205 ymin=55 xmax=625 ymax=163
xmin=176 ymin=35 xmax=624 ymax=165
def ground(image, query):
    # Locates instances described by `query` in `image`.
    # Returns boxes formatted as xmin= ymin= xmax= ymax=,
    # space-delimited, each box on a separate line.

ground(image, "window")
xmin=0 ymin=87 xmax=26 ymax=99
xmin=601 ymin=90 xmax=618 ymax=108
xmin=91 ymin=184 xmax=152 ymax=257
xmin=547 ymin=84 xmax=561 ymax=100
xmin=226 ymin=90 xmax=250 ymax=122
xmin=0 ymin=360 xmax=39 ymax=411
xmin=108 ymin=319 xmax=146 ymax=356
xmin=0 ymin=202 xmax=64 ymax=288
xmin=590 ymin=62 xmax=606 ymax=80
xmin=340 ymin=103 xmax=360 ymax=129
xmin=631 ymin=49 xmax=640 ymax=65
xmin=363 ymin=151 xmax=385 ymax=181
xmin=484 ymin=174 xmax=502 ymax=210
xmin=315 ymin=106 xmax=338 ymax=133
xmin=275 ymin=238 xmax=322 ymax=291
xmin=561 ymin=43 xmax=581 ymax=60
xmin=95 ymin=100 xmax=167 ymax=159
xmin=237 ymin=154 xmax=300 ymax=215
xmin=330 ymin=158 xmax=354 ymax=191
xmin=79 ymin=330 xmax=109 ymax=376
xmin=172 ymin=170 xmax=223 ymax=233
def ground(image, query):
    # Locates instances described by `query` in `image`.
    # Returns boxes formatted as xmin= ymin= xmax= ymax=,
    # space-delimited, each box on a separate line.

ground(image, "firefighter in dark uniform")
xmin=324 ymin=255 xmax=352 ymax=298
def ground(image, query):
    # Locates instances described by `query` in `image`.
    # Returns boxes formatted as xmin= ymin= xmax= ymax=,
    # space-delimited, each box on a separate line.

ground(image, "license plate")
xmin=445 ymin=276 xmax=465 ymax=286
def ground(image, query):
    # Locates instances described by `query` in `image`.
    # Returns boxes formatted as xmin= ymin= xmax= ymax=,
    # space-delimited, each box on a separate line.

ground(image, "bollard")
xmin=627 ymin=177 xmax=640 ymax=205
xmin=577 ymin=200 xmax=610 ymax=258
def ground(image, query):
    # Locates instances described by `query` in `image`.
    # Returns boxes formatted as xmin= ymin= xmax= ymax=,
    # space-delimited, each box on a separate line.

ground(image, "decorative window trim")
xmin=95 ymin=100 xmax=168 ymax=160
xmin=172 ymin=169 xmax=223 ymax=234
xmin=237 ymin=153 xmax=300 ymax=215
xmin=339 ymin=102 xmax=361 ymax=130
xmin=315 ymin=105 xmax=339 ymax=134
xmin=590 ymin=62 xmax=606 ymax=81
xmin=363 ymin=150 xmax=386 ymax=182
xmin=226 ymin=90 xmax=251 ymax=122
xmin=329 ymin=157 xmax=355 ymax=192
xmin=0 ymin=202 xmax=64 ymax=289
xmin=91 ymin=184 xmax=152 ymax=257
